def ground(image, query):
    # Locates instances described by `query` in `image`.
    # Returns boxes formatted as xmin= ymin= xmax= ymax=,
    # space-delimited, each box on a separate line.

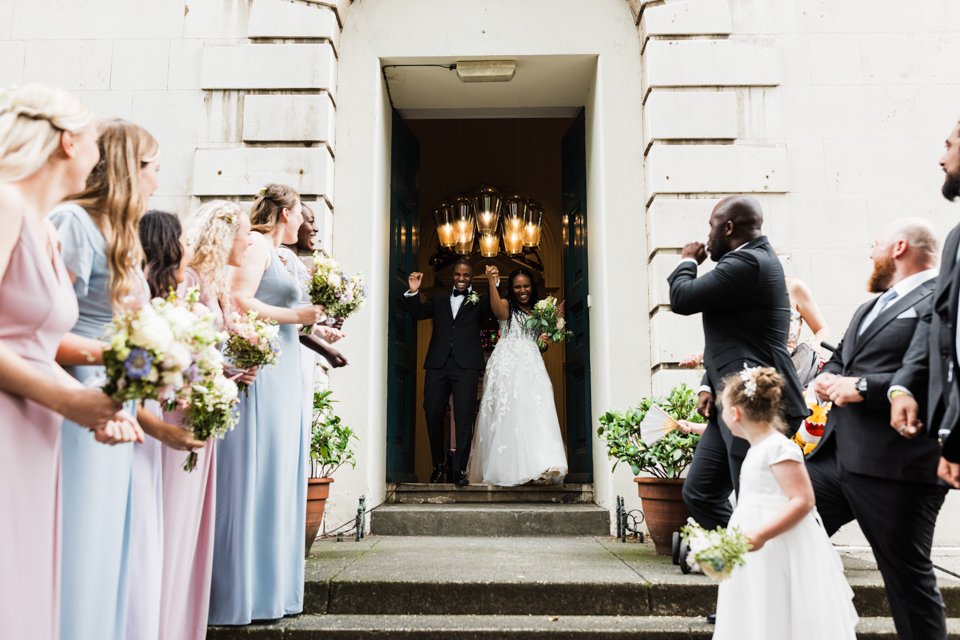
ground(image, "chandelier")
xmin=433 ymin=186 xmax=543 ymax=258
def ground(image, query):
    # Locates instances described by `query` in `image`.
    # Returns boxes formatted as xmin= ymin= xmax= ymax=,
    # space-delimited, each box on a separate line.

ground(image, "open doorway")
xmin=386 ymin=111 xmax=592 ymax=484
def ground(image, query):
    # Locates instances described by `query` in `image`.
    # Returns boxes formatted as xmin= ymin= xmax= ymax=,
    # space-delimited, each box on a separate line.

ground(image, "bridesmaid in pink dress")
xmin=0 ymin=85 xmax=141 ymax=640
xmin=156 ymin=200 xmax=254 ymax=640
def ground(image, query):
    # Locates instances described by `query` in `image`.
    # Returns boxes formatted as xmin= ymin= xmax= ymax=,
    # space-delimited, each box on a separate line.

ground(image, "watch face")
xmin=856 ymin=378 xmax=867 ymax=392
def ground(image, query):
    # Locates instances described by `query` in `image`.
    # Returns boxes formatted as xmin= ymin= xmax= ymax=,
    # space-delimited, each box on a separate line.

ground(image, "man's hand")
xmin=890 ymin=393 xmax=922 ymax=439
xmin=821 ymin=375 xmax=863 ymax=407
xmin=681 ymin=241 xmax=708 ymax=265
xmin=814 ymin=372 xmax=835 ymax=403
xmin=697 ymin=391 xmax=715 ymax=419
xmin=408 ymin=272 xmax=423 ymax=293
xmin=938 ymin=456 xmax=960 ymax=489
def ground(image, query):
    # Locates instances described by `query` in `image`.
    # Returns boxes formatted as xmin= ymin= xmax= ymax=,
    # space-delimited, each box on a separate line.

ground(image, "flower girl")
xmin=712 ymin=366 xmax=857 ymax=640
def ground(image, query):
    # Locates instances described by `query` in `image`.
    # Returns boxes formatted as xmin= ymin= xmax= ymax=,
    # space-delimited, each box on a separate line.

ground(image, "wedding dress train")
xmin=467 ymin=309 xmax=568 ymax=486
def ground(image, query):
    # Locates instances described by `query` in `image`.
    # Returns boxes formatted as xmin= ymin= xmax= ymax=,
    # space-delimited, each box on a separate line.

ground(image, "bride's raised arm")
xmin=485 ymin=264 xmax=510 ymax=321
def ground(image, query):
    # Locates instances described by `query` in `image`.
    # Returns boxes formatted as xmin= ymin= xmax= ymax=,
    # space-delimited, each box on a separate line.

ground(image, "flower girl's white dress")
xmin=713 ymin=432 xmax=858 ymax=640
xmin=467 ymin=309 xmax=568 ymax=486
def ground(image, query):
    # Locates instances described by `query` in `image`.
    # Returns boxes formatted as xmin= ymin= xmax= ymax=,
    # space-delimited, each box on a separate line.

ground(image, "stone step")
xmin=386 ymin=483 xmax=595 ymax=504
xmin=300 ymin=537 xmax=960 ymax=619
xmin=207 ymin=615 xmax=960 ymax=639
xmin=370 ymin=504 xmax=610 ymax=537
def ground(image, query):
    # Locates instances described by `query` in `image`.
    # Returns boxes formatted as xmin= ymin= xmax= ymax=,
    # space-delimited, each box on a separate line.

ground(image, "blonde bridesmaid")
xmin=0 ymin=85 xmax=140 ymax=640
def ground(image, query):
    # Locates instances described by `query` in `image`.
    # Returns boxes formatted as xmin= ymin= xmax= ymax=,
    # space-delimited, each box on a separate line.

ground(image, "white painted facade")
xmin=5 ymin=0 xmax=960 ymax=543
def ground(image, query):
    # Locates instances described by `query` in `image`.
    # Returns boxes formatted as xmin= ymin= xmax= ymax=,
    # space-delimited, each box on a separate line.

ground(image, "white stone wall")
xmin=8 ymin=0 xmax=960 ymax=540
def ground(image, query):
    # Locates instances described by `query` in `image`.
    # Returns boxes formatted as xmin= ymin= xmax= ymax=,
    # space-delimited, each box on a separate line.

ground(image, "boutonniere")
xmin=467 ymin=291 xmax=480 ymax=306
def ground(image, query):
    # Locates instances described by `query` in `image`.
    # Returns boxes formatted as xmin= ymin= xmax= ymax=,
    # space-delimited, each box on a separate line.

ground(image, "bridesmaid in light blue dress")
xmin=209 ymin=184 xmax=324 ymax=624
xmin=51 ymin=203 xmax=138 ymax=640
xmin=50 ymin=119 xmax=162 ymax=640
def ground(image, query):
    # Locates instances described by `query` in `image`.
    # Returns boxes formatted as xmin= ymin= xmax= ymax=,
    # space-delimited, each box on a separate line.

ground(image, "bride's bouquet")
xmin=102 ymin=292 xmax=208 ymax=406
xmin=223 ymin=309 xmax=281 ymax=395
xmin=525 ymin=295 xmax=573 ymax=349
xmin=307 ymin=250 xmax=366 ymax=325
xmin=680 ymin=521 xmax=751 ymax=581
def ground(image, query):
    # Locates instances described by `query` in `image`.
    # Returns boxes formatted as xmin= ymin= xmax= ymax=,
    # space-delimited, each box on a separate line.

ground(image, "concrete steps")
xmin=370 ymin=503 xmax=610 ymax=536
xmin=208 ymin=614 xmax=960 ymax=639
xmin=206 ymin=535 xmax=960 ymax=639
xmin=386 ymin=483 xmax=595 ymax=504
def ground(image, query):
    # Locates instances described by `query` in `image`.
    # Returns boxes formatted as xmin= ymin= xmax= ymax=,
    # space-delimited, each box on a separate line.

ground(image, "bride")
xmin=466 ymin=264 xmax=568 ymax=486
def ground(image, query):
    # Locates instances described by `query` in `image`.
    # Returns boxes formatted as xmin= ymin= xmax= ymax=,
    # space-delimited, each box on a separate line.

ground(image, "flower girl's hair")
xmin=722 ymin=366 xmax=783 ymax=425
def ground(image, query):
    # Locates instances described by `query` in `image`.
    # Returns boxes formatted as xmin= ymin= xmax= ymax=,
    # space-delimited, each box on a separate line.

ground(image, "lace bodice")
xmin=498 ymin=309 xmax=539 ymax=344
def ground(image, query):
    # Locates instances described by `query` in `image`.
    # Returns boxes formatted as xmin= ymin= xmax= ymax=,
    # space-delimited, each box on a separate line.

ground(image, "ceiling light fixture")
xmin=455 ymin=60 xmax=517 ymax=83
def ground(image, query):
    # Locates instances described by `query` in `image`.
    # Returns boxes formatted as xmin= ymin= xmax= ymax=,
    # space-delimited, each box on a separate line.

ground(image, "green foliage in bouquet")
xmin=524 ymin=295 xmax=573 ymax=348
xmin=597 ymin=384 xmax=704 ymax=478
xmin=681 ymin=521 xmax=751 ymax=581
xmin=310 ymin=389 xmax=358 ymax=478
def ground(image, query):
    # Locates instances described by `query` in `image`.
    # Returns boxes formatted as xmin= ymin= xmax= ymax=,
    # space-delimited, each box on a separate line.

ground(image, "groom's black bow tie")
xmin=452 ymin=289 xmax=469 ymax=297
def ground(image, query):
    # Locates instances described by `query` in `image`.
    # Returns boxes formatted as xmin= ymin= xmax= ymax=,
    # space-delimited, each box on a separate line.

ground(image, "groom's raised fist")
xmin=408 ymin=272 xmax=423 ymax=292
xmin=485 ymin=264 xmax=499 ymax=279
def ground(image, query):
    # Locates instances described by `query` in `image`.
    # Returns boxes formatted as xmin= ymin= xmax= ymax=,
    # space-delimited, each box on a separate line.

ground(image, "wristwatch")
xmin=855 ymin=377 xmax=868 ymax=394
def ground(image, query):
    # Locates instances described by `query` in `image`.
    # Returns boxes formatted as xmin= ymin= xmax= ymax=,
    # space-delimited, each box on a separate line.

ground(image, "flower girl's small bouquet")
xmin=223 ymin=309 xmax=281 ymax=395
xmin=307 ymin=251 xmax=366 ymax=325
xmin=525 ymin=295 xmax=573 ymax=349
xmin=102 ymin=293 xmax=203 ymax=406
xmin=680 ymin=521 xmax=751 ymax=581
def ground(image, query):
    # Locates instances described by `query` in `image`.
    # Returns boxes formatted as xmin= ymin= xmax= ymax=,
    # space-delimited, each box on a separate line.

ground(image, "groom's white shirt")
xmin=404 ymin=287 xmax=472 ymax=317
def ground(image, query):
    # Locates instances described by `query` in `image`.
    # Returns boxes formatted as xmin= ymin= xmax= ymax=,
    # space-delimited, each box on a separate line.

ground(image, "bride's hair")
xmin=505 ymin=267 xmax=541 ymax=320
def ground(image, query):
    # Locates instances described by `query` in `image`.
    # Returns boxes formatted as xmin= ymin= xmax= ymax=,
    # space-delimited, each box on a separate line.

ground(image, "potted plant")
xmin=306 ymin=388 xmax=358 ymax=556
xmin=598 ymin=384 xmax=704 ymax=555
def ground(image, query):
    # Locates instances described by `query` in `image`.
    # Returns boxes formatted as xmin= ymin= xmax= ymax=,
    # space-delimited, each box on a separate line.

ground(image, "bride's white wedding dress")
xmin=467 ymin=309 xmax=568 ymax=486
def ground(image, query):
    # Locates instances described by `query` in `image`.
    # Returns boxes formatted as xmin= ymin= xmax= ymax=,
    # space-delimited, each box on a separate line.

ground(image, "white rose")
xmin=131 ymin=312 xmax=174 ymax=353
xmin=556 ymin=317 xmax=566 ymax=331
xmin=163 ymin=342 xmax=193 ymax=372
xmin=161 ymin=370 xmax=184 ymax=389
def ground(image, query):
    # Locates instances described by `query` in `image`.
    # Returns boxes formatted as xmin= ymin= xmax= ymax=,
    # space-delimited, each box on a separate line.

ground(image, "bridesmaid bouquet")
xmin=680 ymin=521 xmax=751 ymax=582
xmin=181 ymin=374 xmax=239 ymax=471
xmin=525 ymin=295 xmax=573 ymax=349
xmin=223 ymin=309 xmax=281 ymax=395
xmin=307 ymin=250 xmax=366 ymax=325
xmin=102 ymin=291 xmax=215 ymax=406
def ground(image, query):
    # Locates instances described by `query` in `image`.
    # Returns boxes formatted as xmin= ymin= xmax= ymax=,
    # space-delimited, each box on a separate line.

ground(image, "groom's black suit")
xmin=668 ymin=235 xmax=806 ymax=529
xmin=406 ymin=288 xmax=492 ymax=474
xmin=806 ymin=275 xmax=946 ymax=640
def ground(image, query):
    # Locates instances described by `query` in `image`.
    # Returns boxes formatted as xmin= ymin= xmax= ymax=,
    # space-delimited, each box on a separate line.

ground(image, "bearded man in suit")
xmin=810 ymin=218 xmax=944 ymax=640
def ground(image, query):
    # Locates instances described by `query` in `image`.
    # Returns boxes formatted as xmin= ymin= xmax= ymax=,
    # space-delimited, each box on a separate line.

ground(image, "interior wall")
xmin=405 ymin=117 xmax=574 ymax=481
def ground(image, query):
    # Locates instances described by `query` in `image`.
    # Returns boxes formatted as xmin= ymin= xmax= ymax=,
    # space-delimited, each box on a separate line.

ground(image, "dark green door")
xmin=386 ymin=110 xmax=420 ymax=483
xmin=562 ymin=110 xmax=593 ymax=483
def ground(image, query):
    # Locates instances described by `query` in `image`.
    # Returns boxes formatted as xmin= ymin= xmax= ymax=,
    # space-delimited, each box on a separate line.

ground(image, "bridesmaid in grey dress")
xmin=209 ymin=184 xmax=325 ymax=624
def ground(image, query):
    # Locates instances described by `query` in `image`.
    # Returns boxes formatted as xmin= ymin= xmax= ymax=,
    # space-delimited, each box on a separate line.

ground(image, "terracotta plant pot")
xmin=305 ymin=477 xmax=334 ymax=556
xmin=634 ymin=477 xmax=691 ymax=556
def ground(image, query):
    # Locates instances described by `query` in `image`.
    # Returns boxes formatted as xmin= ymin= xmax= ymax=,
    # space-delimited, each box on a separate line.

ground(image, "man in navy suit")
xmin=809 ymin=218 xmax=944 ymax=640
xmin=405 ymin=259 xmax=492 ymax=485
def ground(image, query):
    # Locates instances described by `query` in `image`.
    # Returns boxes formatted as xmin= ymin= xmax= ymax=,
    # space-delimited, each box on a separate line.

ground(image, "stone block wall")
xmin=638 ymin=0 xmax=960 ymax=398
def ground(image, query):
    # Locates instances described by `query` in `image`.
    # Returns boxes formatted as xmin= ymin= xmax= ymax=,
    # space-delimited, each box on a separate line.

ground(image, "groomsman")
xmin=808 ymin=218 xmax=945 ymax=640
xmin=405 ymin=259 xmax=491 ymax=485
xmin=668 ymin=196 xmax=806 ymax=529
xmin=892 ymin=120 xmax=960 ymax=491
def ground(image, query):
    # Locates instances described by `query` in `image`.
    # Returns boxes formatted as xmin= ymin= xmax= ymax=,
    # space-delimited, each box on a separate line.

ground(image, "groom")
xmin=405 ymin=259 xmax=492 ymax=486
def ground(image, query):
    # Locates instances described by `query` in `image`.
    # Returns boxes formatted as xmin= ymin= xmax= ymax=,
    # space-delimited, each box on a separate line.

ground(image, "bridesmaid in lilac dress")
xmin=154 ymin=201 xmax=254 ymax=640
xmin=0 ymin=86 xmax=140 ymax=640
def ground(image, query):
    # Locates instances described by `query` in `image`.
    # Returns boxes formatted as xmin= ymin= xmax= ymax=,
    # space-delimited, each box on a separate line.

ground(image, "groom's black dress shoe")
xmin=706 ymin=613 xmax=716 ymax=624
xmin=430 ymin=464 xmax=446 ymax=484
xmin=453 ymin=471 xmax=469 ymax=486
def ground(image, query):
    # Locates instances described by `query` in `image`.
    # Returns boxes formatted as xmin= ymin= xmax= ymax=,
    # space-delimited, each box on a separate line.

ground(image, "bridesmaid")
xmin=49 ymin=119 xmax=163 ymax=640
xmin=156 ymin=200 xmax=254 ymax=640
xmin=134 ymin=210 xmax=207 ymax=640
xmin=0 ymin=86 xmax=140 ymax=640
xmin=210 ymin=184 xmax=324 ymax=624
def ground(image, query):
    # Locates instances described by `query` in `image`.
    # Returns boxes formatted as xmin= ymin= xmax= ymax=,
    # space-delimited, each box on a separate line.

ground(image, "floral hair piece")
xmin=257 ymin=186 xmax=268 ymax=197
xmin=739 ymin=364 xmax=761 ymax=399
